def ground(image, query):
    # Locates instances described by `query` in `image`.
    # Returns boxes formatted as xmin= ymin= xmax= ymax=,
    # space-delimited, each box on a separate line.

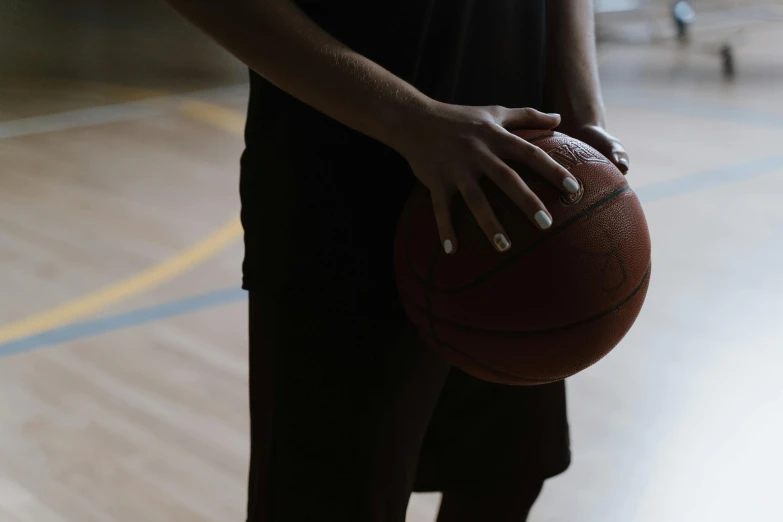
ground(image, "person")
xmin=162 ymin=1 xmax=630 ymax=520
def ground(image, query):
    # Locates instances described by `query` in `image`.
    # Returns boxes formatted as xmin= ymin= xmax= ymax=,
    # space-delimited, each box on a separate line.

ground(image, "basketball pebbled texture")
xmin=394 ymin=130 xmax=652 ymax=385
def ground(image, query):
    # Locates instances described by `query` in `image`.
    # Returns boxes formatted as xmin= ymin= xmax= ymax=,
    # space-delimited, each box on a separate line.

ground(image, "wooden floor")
xmin=1 ymin=2 xmax=783 ymax=521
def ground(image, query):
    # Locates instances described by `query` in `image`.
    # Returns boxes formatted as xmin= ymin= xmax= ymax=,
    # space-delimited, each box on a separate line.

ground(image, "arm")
xmin=162 ymin=0 xmax=581 ymax=254
xmin=161 ymin=0 xmax=430 ymax=153
xmin=547 ymin=0 xmax=629 ymax=172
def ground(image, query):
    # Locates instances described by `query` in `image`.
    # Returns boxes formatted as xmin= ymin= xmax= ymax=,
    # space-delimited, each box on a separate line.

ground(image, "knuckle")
xmin=485 ymin=105 xmax=506 ymax=119
xmin=551 ymin=157 xmax=571 ymax=175
xmin=457 ymin=129 xmax=483 ymax=149
xmin=517 ymin=107 xmax=534 ymax=120
xmin=514 ymin=182 xmax=534 ymax=200
xmin=474 ymin=119 xmax=498 ymax=136
xmin=513 ymin=183 xmax=541 ymax=209
xmin=470 ymin=206 xmax=493 ymax=228
xmin=480 ymin=215 xmax=501 ymax=234
xmin=517 ymin=142 xmax=539 ymax=160
xmin=530 ymin=143 xmax=548 ymax=157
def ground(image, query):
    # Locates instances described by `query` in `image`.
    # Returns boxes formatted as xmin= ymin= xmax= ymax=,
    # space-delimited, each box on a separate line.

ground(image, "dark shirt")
xmin=240 ymin=0 xmax=549 ymax=318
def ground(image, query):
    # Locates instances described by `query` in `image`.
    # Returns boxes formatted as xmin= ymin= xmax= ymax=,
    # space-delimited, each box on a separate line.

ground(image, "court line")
xmin=0 ymin=288 xmax=247 ymax=359
xmin=0 ymin=215 xmax=242 ymax=344
xmin=605 ymin=89 xmax=783 ymax=130
xmin=0 ymin=75 xmax=168 ymax=104
xmin=0 ymin=87 xmax=247 ymax=345
xmin=0 ymin=89 xmax=177 ymax=139
xmin=178 ymin=99 xmax=248 ymax=134
xmin=1 ymin=150 xmax=781 ymax=357
xmin=635 ymin=154 xmax=783 ymax=202
xmin=0 ymin=84 xmax=246 ymax=139
xmin=3 ymin=82 xmax=782 ymax=142
xmin=0 ymin=83 xmax=780 ymax=348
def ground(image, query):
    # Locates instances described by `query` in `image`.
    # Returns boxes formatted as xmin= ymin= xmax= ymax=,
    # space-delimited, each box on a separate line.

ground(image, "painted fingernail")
xmin=534 ymin=210 xmax=552 ymax=230
xmin=563 ymin=177 xmax=580 ymax=194
xmin=443 ymin=239 xmax=453 ymax=254
xmin=493 ymin=233 xmax=510 ymax=252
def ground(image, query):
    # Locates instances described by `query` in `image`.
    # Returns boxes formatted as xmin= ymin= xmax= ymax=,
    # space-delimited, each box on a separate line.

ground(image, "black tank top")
xmin=240 ymin=1 xmax=549 ymax=313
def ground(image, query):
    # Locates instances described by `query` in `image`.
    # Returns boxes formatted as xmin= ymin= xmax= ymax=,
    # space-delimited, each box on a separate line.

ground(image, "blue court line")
xmin=0 ymin=287 xmax=247 ymax=359
xmin=605 ymin=90 xmax=783 ymax=130
xmin=635 ymin=154 xmax=783 ymax=202
xmin=2 ymin=94 xmax=783 ymax=359
xmin=3 ymin=152 xmax=783 ymax=358
xmin=2 ymin=151 xmax=783 ymax=359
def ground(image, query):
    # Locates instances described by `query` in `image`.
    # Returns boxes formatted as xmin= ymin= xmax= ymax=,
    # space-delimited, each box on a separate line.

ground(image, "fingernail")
xmin=443 ymin=239 xmax=453 ymax=254
xmin=493 ymin=233 xmax=510 ymax=252
xmin=534 ymin=210 xmax=552 ymax=230
xmin=563 ymin=177 xmax=580 ymax=194
xmin=547 ymin=113 xmax=561 ymax=118
xmin=616 ymin=156 xmax=629 ymax=170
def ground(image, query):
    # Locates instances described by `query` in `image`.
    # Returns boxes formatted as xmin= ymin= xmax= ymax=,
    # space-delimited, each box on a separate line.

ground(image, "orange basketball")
xmin=394 ymin=130 xmax=651 ymax=385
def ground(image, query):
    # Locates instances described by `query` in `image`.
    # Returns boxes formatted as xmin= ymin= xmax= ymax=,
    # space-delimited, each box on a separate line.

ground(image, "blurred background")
xmin=1 ymin=1 xmax=782 ymax=521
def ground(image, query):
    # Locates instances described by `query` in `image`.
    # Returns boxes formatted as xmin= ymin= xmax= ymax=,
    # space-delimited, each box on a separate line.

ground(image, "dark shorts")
xmin=246 ymin=295 xmax=570 ymax=522
xmin=242 ymin=134 xmax=570 ymax=522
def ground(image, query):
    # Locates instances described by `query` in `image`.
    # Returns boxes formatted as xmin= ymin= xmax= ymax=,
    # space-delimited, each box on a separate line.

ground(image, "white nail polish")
xmin=493 ymin=233 xmax=510 ymax=252
xmin=534 ymin=210 xmax=552 ymax=230
xmin=443 ymin=239 xmax=453 ymax=254
xmin=563 ymin=177 xmax=580 ymax=194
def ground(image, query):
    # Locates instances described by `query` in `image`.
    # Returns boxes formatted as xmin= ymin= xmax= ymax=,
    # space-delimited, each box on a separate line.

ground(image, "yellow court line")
xmin=178 ymin=99 xmax=247 ymax=134
xmin=0 ymin=215 xmax=243 ymax=344
xmin=0 ymin=75 xmax=169 ymax=105
xmin=0 ymin=87 xmax=249 ymax=344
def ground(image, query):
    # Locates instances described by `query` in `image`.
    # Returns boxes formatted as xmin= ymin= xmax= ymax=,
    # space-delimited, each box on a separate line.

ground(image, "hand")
xmin=394 ymin=100 xmax=582 ymax=255
xmin=569 ymin=124 xmax=629 ymax=175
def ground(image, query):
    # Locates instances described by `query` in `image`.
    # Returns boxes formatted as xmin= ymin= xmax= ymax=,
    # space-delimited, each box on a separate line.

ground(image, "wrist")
xmin=548 ymin=71 xmax=606 ymax=131
xmin=380 ymin=90 xmax=438 ymax=155
xmin=555 ymin=99 xmax=606 ymax=136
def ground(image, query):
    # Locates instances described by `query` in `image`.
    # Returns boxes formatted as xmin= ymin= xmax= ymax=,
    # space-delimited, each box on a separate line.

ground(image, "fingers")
xmin=496 ymin=130 xmax=582 ymax=197
xmin=613 ymin=149 xmax=630 ymax=175
xmin=578 ymin=125 xmax=630 ymax=175
xmin=595 ymin=137 xmax=629 ymax=174
xmin=458 ymin=178 xmax=513 ymax=253
xmin=432 ymin=181 xmax=512 ymax=255
xmin=431 ymin=189 xmax=458 ymax=255
xmin=480 ymin=154 xmax=553 ymax=232
xmin=498 ymin=107 xmax=561 ymax=131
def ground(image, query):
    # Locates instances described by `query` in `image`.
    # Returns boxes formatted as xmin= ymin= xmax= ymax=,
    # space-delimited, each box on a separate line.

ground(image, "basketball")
xmin=394 ymin=130 xmax=651 ymax=386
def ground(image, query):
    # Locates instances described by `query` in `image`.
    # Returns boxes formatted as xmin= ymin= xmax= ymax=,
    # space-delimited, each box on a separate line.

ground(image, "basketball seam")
xmin=399 ymin=135 xmax=644 ymax=384
xmin=411 ymin=262 xmax=650 ymax=335
xmin=424 ymin=267 xmax=650 ymax=383
xmin=403 ymin=185 xmax=633 ymax=294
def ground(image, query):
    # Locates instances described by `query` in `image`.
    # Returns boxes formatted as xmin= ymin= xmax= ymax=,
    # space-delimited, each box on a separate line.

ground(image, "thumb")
xmin=500 ymin=108 xmax=561 ymax=131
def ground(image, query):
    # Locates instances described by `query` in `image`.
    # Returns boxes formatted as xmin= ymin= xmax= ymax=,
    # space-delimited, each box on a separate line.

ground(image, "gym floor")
xmin=1 ymin=1 xmax=782 ymax=521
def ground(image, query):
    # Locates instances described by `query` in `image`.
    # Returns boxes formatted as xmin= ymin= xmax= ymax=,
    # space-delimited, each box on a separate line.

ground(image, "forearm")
xmin=162 ymin=0 xmax=431 ymax=151
xmin=546 ymin=0 xmax=605 ymax=129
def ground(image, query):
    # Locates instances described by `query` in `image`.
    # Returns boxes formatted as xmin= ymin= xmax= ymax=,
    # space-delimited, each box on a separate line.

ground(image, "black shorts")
xmin=246 ymin=295 xmax=570 ymax=521
xmin=242 ymin=133 xmax=570 ymax=522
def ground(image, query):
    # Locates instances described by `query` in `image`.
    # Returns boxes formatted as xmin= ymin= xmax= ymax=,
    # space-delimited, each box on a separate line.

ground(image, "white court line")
xmin=4 ymin=83 xmax=780 ymax=141
xmin=0 ymin=84 xmax=248 ymax=140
